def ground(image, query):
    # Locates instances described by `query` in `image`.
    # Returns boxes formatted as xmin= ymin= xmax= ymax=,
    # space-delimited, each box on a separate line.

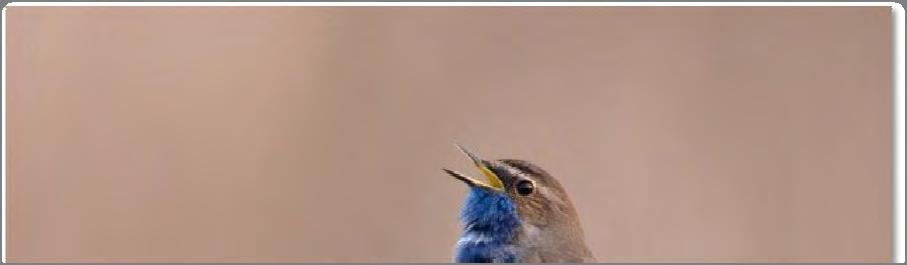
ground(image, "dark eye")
xmin=516 ymin=180 xmax=534 ymax=196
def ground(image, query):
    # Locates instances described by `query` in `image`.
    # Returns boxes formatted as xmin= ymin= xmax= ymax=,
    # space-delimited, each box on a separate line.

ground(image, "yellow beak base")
xmin=445 ymin=144 xmax=504 ymax=191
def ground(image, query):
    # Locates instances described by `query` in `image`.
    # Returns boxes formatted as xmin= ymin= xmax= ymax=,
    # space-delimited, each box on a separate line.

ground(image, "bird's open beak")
xmin=443 ymin=144 xmax=505 ymax=192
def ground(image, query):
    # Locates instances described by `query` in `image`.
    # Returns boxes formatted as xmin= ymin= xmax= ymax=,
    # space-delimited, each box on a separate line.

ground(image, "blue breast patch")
xmin=455 ymin=186 xmax=522 ymax=263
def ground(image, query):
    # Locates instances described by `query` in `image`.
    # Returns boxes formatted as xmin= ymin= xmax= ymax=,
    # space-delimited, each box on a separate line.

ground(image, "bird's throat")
xmin=456 ymin=187 xmax=522 ymax=262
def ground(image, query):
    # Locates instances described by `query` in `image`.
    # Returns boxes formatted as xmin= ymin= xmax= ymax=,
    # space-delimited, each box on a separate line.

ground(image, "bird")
xmin=443 ymin=144 xmax=596 ymax=263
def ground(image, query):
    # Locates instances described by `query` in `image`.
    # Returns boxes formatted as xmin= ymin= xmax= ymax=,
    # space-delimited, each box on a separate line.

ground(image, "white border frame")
xmin=2 ymin=1 xmax=905 ymax=5
xmin=2 ymin=4 xmax=7 ymax=263
xmin=893 ymin=3 xmax=905 ymax=263
xmin=1 ymin=2 xmax=904 ymax=263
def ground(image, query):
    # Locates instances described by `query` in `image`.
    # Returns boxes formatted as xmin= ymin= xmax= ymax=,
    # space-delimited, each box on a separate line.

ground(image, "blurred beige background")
xmin=4 ymin=6 xmax=893 ymax=262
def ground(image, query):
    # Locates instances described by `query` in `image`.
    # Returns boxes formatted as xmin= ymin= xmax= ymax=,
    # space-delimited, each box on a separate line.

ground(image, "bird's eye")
xmin=516 ymin=180 xmax=534 ymax=196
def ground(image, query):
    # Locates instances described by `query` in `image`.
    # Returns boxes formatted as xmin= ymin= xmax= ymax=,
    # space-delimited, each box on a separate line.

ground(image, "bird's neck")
xmin=459 ymin=187 xmax=521 ymax=238
xmin=456 ymin=187 xmax=522 ymax=262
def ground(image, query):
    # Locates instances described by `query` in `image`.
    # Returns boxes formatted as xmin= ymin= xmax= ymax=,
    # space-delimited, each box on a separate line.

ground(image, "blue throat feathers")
xmin=456 ymin=186 xmax=522 ymax=263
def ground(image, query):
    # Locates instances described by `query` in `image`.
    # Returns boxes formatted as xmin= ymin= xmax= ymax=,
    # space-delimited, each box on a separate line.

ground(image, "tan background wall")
xmin=4 ymin=7 xmax=893 ymax=262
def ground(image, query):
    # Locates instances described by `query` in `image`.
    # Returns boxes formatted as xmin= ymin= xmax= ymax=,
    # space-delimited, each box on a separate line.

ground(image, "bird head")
xmin=444 ymin=144 xmax=594 ymax=262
